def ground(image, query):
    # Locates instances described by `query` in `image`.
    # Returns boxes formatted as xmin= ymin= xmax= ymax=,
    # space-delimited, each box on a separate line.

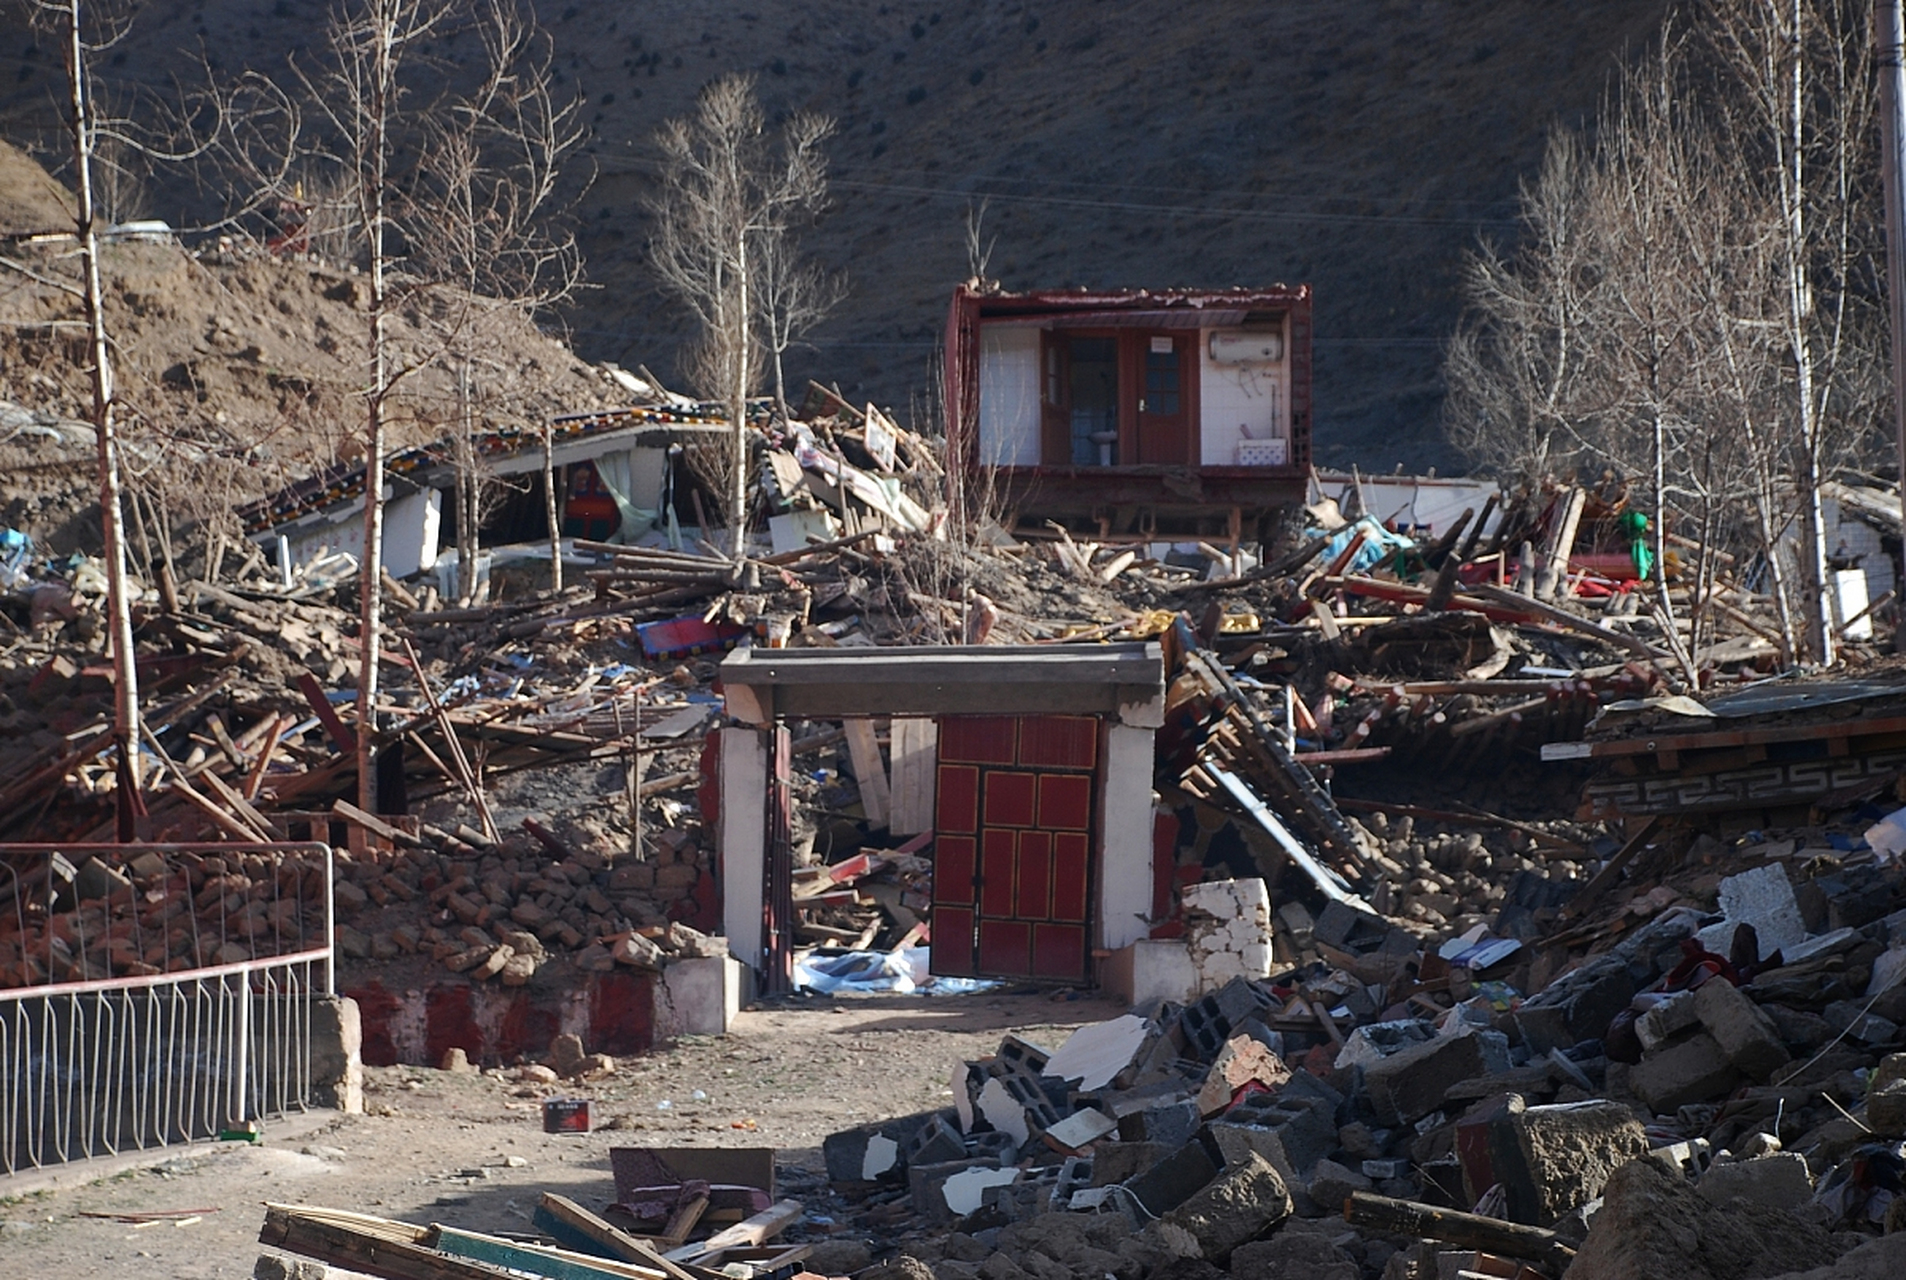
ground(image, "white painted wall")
xmin=1200 ymin=327 xmax=1288 ymax=466
xmin=977 ymin=327 xmax=1042 ymax=468
xmin=1098 ymin=724 xmax=1157 ymax=951
xmin=719 ymin=727 xmax=769 ymax=974
xmin=276 ymin=485 xmax=441 ymax=578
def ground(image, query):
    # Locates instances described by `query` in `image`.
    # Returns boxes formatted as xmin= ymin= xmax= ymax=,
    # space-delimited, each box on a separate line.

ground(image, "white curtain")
xmin=591 ymin=450 xmax=656 ymax=544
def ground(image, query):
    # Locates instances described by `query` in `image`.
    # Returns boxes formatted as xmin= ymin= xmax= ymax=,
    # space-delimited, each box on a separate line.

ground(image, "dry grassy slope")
xmin=2 ymin=0 xmax=1670 ymax=471
xmin=0 ymin=140 xmax=614 ymax=549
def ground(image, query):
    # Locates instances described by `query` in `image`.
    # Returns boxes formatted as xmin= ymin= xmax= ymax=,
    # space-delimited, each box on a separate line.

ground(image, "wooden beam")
xmin=535 ymin=1194 xmax=703 ymax=1280
xmin=260 ymin=1206 xmax=520 ymax=1280
xmin=663 ymin=1200 xmax=802 ymax=1263
xmin=843 ymin=718 xmax=891 ymax=828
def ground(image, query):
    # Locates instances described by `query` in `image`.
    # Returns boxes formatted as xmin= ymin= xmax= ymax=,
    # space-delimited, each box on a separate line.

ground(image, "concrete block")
xmin=1146 ymin=1151 xmax=1291 ymax=1263
xmin=1824 ymin=1000 xmax=1900 ymax=1045
xmin=1511 ymin=1099 xmax=1650 ymax=1225
xmin=1119 ymin=1099 xmax=1201 ymax=1147
xmin=1092 ymin=1140 xmax=1173 ymax=1186
xmin=1364 ymin=1030 xmax=1511 ymax=1125
xmin=254 ymin=1255 xmax=331 ymax=1280
xmin=1692 ymin=978 xmax=1789 ymax=1080
xmin=825 ymin=1124 xmax=904 ymax=1181
xmin=908 ymin=1113 xmax=968 ymax=1167
xmin=911 ymin=1157 xmax=1005 ymax=1222
xmin=1629 ymin=1032 xmax=1739 ymax=1114
xmin=1209 ymin=1094 xmax=1337 ymax=1182
xmin=1101 ymin=939 xmax=1199 ymax=1008
xmin=1515 ymin=964 xmax=1638 ymax=1053
xmin=1867 ymin=1080 xmax=1906 ymax=1136
xmin=1697 ymin=1152 xmax=1813 ymax=1210
xmin=1122 ymin=1138 xmax=1220 ymax=1220
xmin=657 ymin=955 xmax=742 ymax=1038
xmin=1634 ymin=990 xmax=1699 ymax=1053
xmin=1305 ymin=1157 xmax=1373 ymax=1215
xmin=1695 ymin=864 xmax=1806 ymax=961
xmin=309 ymin=997 xmax=363 ymax=1115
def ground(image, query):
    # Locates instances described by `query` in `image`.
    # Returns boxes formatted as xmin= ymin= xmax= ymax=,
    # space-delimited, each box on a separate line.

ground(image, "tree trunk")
xmin=356 ymin=17 xmax=392 ymax=814
xmin=731 ymin=233 xmax=751 ymax=558
xmin=64 ymin=0 xmax=143 ymax=837
xmin=457 ymin=358 xmax=480 ymax=606
xmin=543 ymin=422 xmax=562 ymax=592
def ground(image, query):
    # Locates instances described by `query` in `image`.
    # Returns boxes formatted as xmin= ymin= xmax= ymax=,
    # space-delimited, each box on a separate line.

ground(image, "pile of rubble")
xmin=803 ymin=855 xmax=1906 ymax=1279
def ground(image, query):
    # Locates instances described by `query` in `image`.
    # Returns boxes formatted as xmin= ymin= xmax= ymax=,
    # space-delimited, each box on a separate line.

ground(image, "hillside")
xmin=0 ymin=0 xmax=1672 ymax=470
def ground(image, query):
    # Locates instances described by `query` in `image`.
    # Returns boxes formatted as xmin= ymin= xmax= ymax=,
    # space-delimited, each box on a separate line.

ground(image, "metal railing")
xmin=0 ymin=843 xmax=334 ymax=1176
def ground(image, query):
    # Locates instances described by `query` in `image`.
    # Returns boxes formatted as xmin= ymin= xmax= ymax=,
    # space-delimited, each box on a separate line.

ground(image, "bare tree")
xmin=1704 ymin=0 xmax=1885 ymax=664
xmin=757 ymin=232 xmax=846 ymax=425
xmin=406 ymin=0 xmax=586 ymax=598
xmin=206 ymin=0 xmax=594 ymax=808
xmin=1444 ymin=132 xmax=1601 ymax=485
xmin=1445 ymin=0 xmax=1886 ymax=666
xmin=646 ymin=74 xmax=833 ymax=555
xmin=34 ymin=0 xmax=143 ymax=833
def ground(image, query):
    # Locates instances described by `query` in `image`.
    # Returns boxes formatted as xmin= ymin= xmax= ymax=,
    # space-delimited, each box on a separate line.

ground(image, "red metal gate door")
xmin=931 ymin=715 xmax=1098 ymax=982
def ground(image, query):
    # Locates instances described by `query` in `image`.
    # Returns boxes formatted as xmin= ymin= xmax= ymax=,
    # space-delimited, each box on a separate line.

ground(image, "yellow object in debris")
xmin=1218 ymin=611 xmax=1261 ymax=634
xmin=1129 ymin=610 xmax=1180 ymax=638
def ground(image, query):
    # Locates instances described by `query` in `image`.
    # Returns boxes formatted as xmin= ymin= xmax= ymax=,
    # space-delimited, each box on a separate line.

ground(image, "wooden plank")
xmin=260 ymin=1206 xmax=518 ymax=1280
xmin=843 ymin=719 xmax=891 ymax=828
xmin=199 ymin=768 xmax=280 ymax=838
xmin=295 ymin=670 xmax=358 ymax=755
xmin=664 ymin=1200 xmax=802 ymax=1263
xmin=536 ymin=1194 xmax=702 ymax=1280
xmin=169 ymin=777 xmax=270 ymax=842
xmin=657 ymin=1192 xmax=709 ymax=1247
xmin=332 ymin=798 xmax=430 ymax=849
xmin=430 ymin=1225 xmax=665 ymax=1280
xmin=887 ymin=717 xmax=938 ymax=836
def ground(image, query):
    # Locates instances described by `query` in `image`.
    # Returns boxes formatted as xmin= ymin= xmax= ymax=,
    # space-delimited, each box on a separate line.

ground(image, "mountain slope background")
xmin=1 ymin=0 xmax=1672 ymax=470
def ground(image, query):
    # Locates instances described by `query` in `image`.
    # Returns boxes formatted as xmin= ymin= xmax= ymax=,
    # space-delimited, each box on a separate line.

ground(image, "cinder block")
xmin=1692 ymin=979 xmax=1789 ymax=1080
xmin=1630 ymin=1032 xmax=1739 ymax=1114
xmin=1695 ymin=864 xmax=1806 ymax=961
xmin=1122 ymin=1138 xmax=1220 ymax=1221
xmin=1515 ymin=964 xmax=1638 ymax=1053
xmin=1634 ymin=990 xmax=1699 ymax=1053
xmin=1697 ymin=1152 xmax=1813 ymax=1209
xmin=1211 ymin=1089 xmax=1338 ymax=1181
xmin=1092 ymin=1141 xmax=1173 ymax=1186
xmin=1364 ymin=1031 xmax=1510 ymax=1125
xmin=1119 ymin=1099 xmax=1201 ymax=1147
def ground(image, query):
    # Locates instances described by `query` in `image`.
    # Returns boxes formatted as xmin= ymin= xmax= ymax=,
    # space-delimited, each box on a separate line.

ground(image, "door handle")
xmin=1137 ymin=398 xmax=1146 ymax=413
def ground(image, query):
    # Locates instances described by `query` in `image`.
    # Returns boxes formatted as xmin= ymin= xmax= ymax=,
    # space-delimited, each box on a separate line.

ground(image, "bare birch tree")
xmin=32 ymin=0 xmax=143 ymax=833
xmin=206 ymin=0 xmax=583 ymax=807
xmin=1445 ymin=0 xmax=1886 ymax=666
xmin=646 ymin=74 xmax=833 ymax=554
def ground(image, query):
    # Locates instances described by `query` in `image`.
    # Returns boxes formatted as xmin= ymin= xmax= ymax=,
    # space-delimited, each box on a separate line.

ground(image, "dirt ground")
xmin=0 ymin=989 xmax=1127 ymax=1280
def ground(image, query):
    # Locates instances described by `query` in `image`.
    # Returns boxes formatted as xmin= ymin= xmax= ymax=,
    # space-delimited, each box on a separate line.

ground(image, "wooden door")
xmin=1133 ymin=332 xmax=1193 ymax=465
xmin=930 ymin=714 xmax=1098 ymax=982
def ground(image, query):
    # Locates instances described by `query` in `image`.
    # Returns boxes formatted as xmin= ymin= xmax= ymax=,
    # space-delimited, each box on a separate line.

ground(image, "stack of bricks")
xmin=328 ymin=826 xmax=719 ymax=986
xmin=0 ymin=848 xmax=328 ymax=989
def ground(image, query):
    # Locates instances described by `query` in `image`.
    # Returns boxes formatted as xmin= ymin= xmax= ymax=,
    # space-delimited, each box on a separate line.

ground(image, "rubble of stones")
xmin=820 ymin=850 xmax=1906 ymax=1280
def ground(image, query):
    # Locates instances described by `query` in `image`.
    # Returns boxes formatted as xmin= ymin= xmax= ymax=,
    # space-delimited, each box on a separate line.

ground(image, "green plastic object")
xmin=1618 ymin=510 xmax=1655 ymax=580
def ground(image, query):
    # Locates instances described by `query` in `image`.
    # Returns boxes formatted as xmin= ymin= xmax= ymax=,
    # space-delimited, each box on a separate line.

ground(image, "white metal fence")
xmin=0 ymin=843 xmax=334 ymax=1176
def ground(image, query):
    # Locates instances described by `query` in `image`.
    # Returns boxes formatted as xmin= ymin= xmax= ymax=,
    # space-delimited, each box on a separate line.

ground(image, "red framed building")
xmin=943 ymin=284 xmax=1313 ymax=536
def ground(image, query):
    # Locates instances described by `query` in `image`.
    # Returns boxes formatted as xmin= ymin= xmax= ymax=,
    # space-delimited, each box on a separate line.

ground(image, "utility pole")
xmin=1878 ymin=0 xmax=1906 ymax=651
xmin=62 ymin=0 xmax=143 ymax=836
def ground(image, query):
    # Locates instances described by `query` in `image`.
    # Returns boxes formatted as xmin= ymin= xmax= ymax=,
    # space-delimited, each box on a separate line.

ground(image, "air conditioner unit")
xmin=1209 ymin=330 xmax=1284 ymax=364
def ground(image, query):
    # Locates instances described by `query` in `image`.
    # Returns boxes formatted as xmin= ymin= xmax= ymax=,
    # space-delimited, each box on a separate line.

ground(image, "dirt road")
xmin=0 ymin=990 xmax=1126 ymax=1280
